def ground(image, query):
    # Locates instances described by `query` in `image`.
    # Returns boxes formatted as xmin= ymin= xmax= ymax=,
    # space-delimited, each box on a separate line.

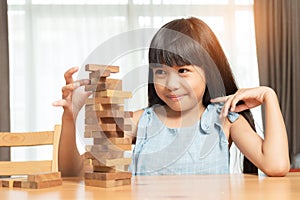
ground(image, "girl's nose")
xmin=166 ymin=72 xmax=181 ymax=91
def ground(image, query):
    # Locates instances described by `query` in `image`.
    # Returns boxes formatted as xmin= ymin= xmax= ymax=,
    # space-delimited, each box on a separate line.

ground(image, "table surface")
xmin=1 ymin=172 xmax=300 ymax=200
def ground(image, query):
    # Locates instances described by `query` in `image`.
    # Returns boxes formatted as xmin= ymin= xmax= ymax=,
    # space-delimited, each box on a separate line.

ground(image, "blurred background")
xmin=3 ymin=0 xmax=299 ymax=170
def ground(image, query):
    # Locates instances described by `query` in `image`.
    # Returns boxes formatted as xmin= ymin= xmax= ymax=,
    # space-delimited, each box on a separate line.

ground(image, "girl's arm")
xmin=53 ymin=67 xmax=91 ymax=177
xmin=211 ymin=86 xmax=290 ymax=176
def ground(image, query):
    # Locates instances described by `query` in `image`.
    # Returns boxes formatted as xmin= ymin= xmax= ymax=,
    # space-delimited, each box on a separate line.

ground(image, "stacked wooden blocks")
xmin=0 ymin=172 xmax=62 ymax=189
xmin=84 ymin=64 xmax=133 ymax=188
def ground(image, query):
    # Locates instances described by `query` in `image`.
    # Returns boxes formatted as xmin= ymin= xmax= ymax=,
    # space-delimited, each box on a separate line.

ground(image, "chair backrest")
xmin=0 ymin=124 xmax=61 ymax=176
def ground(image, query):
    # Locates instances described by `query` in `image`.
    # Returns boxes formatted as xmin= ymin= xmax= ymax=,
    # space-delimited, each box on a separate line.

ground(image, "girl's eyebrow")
xmin=150 ymin=64 xmax=164 ymax=69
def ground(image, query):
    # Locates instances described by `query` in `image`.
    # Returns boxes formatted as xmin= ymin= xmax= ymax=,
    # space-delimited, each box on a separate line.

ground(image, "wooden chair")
xmin=0 ymin=125 xmax=61 ymax=176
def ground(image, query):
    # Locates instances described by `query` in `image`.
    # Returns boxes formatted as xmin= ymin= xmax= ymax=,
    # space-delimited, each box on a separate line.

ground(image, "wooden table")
xmin=1 ymin=173 xmax=300 ymax=199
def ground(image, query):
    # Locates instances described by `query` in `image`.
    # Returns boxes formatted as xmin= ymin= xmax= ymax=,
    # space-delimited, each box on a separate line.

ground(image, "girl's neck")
xmin=155 ymin=104 xmax=206 ymax=128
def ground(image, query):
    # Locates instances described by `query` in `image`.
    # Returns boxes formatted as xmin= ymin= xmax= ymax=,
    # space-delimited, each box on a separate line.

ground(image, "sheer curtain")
xmin=7 ymin=0 xmax=259 ymax=172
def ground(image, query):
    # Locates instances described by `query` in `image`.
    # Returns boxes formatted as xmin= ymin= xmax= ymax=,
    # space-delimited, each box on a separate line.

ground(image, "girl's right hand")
xmin=52 ymin=67 xmax=92 ymax=120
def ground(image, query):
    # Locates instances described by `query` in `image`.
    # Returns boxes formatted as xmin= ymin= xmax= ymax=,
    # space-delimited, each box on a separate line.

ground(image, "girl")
xmin=53 ymin=17 xmax=290 ymax=177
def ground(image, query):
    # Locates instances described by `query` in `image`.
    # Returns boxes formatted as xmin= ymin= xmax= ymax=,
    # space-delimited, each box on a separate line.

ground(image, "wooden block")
xmin=1 ymin=176 xmax=62 ymax=189
xmin=85 ymin=64 xmax=119 ymax=73
xmin=94 ymin=137 xmax=132 ymax=145
xmin=85 ymin=110 xmax=133 ymax=119
xmin=115 ymin=118 xmax=133 ymax=125
xmin=117 ymin=124 xmax=133 ymax=131
xmin=93 ymin=166 xmax=119 ymax=173
xmin=96 ymin=110 xmax=133 ymax=118
xmin=110 ymin=105 xmax=124 ymax=112
xmin=93 ymin=165 xmax=129 ymax=173
xmin=1 ymin=179 xmax=15 ymax=188
xmin=89 ymin=70 xmax=111 ymax=78
xmin=84 ymin=118 xmax=99 ymax=125
xmin=84 ymin=120 xmax=117 ymax=131
xmin=91 ymin=78 xmax=122 ymax=90
xmin=86 ymin=144 xmax=131 ymax=151
xmin=84 ymin=130 xmax=124 ymax=138
xmin=1 ymin=178 xmax=27 ymax=188
xmin=85 ymin=124 xmax=122 ymax=132
xmin=25 ymin=179 xmax=63 ymax=189
xmin=85 ymin=124 xmax=104 ymax=131
xmin=84 ymin=131 xmax=104 ymax=138
xmin=94 ymin=90 xmax=132 ymax=98
xmin=92 ymin=158 xmax=132 ymax=167
xmin=13 ymin=179 xmax=30 ymax=188
xmin=85 ymin=178 xmax=131 ymax=188
xmin=85 ymin=104 xmax=124 ymax=111
xmin=85 ymin=172 xmax=132 ymax=180
xmin=27 ymin=171 xmax=61 ymax=182
xmin=85 ymin=83 xmax=107 ymax=92
xmin=105 ymin=79 xmax=122 ymax=90
xmin=84 ymin=151 xmax=124 ymax=160
xmin=85 ymin=117 xmax=120 ymax=125
xmin=90 ymin=77 xmax=106 ymax=85
xmin=85 ymin=97 xmax=124 ymax=105
xmin=102 ymin=131 xmax=125 ymax=138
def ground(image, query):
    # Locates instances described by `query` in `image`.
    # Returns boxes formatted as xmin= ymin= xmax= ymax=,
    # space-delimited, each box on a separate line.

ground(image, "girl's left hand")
xmin=210 ymin=86 xmax=276 ymax=117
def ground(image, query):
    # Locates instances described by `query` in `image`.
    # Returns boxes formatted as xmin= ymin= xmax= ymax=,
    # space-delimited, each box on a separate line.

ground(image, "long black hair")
xmin=148 ymin=17 xmax=257 ymax=174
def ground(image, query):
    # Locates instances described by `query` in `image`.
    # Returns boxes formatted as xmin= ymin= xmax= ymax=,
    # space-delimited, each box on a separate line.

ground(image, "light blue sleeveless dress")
xmin=130 ymin=103 xmax=239 ymax=175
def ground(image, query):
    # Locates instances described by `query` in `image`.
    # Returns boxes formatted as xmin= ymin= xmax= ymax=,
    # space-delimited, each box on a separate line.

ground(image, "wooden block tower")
xmin=83 ymin=64 xmax=132 ymax=188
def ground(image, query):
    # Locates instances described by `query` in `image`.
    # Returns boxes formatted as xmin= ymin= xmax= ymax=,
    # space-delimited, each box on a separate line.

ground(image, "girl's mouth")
xmin=167 ymin=94 xmax=185 ymax=101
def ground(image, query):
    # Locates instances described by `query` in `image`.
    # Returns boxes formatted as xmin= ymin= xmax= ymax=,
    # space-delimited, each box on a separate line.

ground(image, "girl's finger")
xmin=78 ymin=79 xmax=91 ymax=86
xmin=62 ymin=82 xmax=81 ymax=93
xmin=229 ymin=94 xmax=242 ymax=112
xmin=64 ymin=66 xmax=79 ymax=84
xmin=52 ymin=99 xmax=67 ymax=107
xmin=210 ymin=96 xmax=228 ymax=103
xmin=221 ymin=95 xmax=235 ymax=117
xmin=61 ymin=79 xmax=90 ymax=94
xmin=234 ymin=104 xmax=249 ymax=113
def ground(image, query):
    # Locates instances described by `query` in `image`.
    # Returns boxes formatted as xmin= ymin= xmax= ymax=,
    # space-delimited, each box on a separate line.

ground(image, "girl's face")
xmin=152 ymin=65 xmax=206 ymax=112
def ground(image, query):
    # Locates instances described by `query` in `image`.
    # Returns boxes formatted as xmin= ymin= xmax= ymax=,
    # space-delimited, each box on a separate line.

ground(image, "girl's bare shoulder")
xmin=133 ymin=109 xmax=145 ymax=125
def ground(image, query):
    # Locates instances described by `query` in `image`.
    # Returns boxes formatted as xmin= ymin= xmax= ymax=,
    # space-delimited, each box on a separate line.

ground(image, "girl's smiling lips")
xmin=166 ymin=94 xmax=186 ymax=101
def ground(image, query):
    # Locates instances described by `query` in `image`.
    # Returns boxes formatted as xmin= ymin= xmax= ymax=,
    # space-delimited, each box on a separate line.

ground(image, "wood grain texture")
xmin=84 ymin=178 xmax=131 ymax=188
xmin=27 ymin=172 xmax=61 ymax=182
xmin=0 ymin=161 xmax=52 ymax=176
xmin=92 ymin=158 xmax=132 ymax=167
xmin=0 ymin=131 xmax=54 ymax=146
xmin=0 ymin=125 xmax=61 ymax=176
xmin=85 ymin=64 xmax=119 ymax=73
xmin=85 ymin=172 xmax=132 ymax=180
xmin=94 ymin=90 xmax=132 ymax=98
xmin=2 ymin=173 xmax=300 ymax=199
xmin=85 ymin=97 xmax=124 ymax=105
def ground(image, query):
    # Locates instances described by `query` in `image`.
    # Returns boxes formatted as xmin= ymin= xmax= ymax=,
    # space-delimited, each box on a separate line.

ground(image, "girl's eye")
xmin=154 ymin=69 xmax=166 ymax=75
xmin=178 ymin=68 xmax=189 ymax=74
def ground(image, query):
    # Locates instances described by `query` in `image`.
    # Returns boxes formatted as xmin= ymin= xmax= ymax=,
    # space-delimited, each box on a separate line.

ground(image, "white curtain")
xmin=7 ymin=0 xmax=260 ymax=172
